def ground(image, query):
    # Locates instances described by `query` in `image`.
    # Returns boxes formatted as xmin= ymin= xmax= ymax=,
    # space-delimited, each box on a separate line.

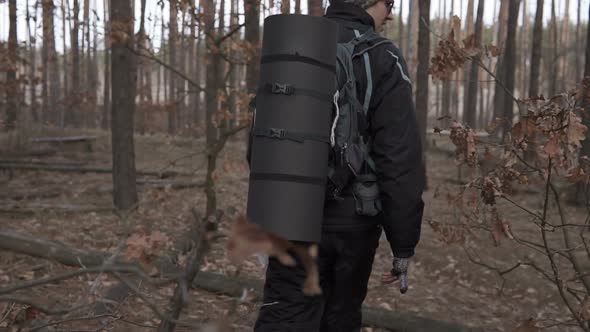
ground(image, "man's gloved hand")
xmin=381 ymin=257 xmax=411 ymax=294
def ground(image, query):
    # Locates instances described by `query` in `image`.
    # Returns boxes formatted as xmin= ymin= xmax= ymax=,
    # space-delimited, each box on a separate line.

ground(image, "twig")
xmin=28 ymin=314 xmax=119 ymax=332
xmin=0 ymin=296 xmax=82 ymax=316
xmin=113 ymin=274 xmax=201 ymax=330
xmin=0 ymin=265 xmax=145 ymax=296
xmin=539 ymin=159 xmax=586 ymax=329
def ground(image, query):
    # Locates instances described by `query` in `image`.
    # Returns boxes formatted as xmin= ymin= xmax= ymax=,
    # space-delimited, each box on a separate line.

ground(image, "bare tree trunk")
xmin=26 ymin=0 xmax=39 ymax=123
xmin=136 ymin=0 xmax=148 ymax=135
xmin=307 ymin=0 xmax=322 ymax=16
xmin=204 ymin=0 xmax=218 ymax=145
xmin=529 ymin=0 xmax=543 ymax=98
xmin=168 ymin=0 xmax=178 ymax=134
xmin=281 ymin=0 xmax=290 ymax=13
xmin=6 ymin=0 xmax=18 ymax=131
xmin=464 ymin=0 xmax=484 ymax=129
xmin=70 ymin=0 xmax=81 ymax=126
xmin=110 ymin=0 xmax=138 ymax=211
xmin=162 ymin=14 xmax=168 ymax=102
xmin=229 ymin=0 xmax=238 ymax=127
xmin=406 ymin=0 xmax=419 ymax=81
xmin=82 ymin=0 xmax=94 ymax=127
xmin=561 ymin=0 xmax=570 ymax=91
xmin=60 ymin=0 xmax=68 ymax=128
xmin=519 ymin=0 xmax=528 ymax=98
xmin=397 ymin=0 xmax=404 ymax=51
xmin=188 ymin=0 xmax=197 ymax=129
xmin=245 ymin=0 xmax=261 ymax=95
xmin=500 ymin=0 xmax=521 ymax=140
xmin=178 ymin=1 xmax=188 ymax=131
xmin=548 ymin=0 xmax=559 ymax=97
xmin=90 ymin=1 xmax=99 ymax=127
xmin=295 ymin=0 xmax=300 ymax=14
xmin=102 ymin=0 xmax=111 ymax=130
xmin=576 ymin=3 xmax=590 ymax=204
xmin=42 ymin=0 xmax=61 ymax=126
xmin=492 ymin=0 xmax=510 ymax=126
xmin=575 ymin=0 xmax=582 ymax=84
xmin=416 ymin=0 xmax=430 ymax=154
xmin=497 ymin=0 xmax=509 ymax=49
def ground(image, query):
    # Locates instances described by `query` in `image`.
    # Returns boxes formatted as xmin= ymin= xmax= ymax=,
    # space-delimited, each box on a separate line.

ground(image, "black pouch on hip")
xmin=352 ymin=174 xmax=382 ymax=217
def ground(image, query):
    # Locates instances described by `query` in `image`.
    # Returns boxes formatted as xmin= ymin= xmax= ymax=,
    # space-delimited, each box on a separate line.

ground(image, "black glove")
xmin=381 ymin=257 xmax=411 ymax=294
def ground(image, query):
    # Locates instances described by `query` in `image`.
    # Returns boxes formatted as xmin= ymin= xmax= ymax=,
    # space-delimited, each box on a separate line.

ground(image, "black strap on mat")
xmin=253 ymin=127 xmax=330 ymax=144
xmin=261 ymin=54 xmax=337 ymax=74
xmin=259 ymin=82 xmax=333 ymax=103
xmin=250 ymin=172 xmax=326 ymax=186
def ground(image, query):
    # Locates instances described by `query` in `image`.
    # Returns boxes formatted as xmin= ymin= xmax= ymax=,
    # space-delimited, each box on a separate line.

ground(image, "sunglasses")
xmin=385 ymin=0 xmax=394 ymax=12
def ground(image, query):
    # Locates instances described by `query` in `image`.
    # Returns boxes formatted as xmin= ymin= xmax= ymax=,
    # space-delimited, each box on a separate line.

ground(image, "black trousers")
xmin=254 ymin=226 xmax=382 ymax=332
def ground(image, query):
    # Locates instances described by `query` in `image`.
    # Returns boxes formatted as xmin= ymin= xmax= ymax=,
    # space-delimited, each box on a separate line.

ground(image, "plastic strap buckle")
xmin=269 ymin=128 xmax=285 ymax=139
xmin=271 ymin=83 xmax=294 ymax=95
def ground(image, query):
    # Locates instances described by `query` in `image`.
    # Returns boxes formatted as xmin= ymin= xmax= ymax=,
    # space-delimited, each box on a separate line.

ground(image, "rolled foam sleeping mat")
xmin=246 ymin=14 xmax=338 ymax=242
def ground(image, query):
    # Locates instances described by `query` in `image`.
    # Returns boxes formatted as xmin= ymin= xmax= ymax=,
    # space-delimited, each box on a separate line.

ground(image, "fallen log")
xmin=0 ymin=189 xmax=63 ymax=201
xmin=0 ymin=231 xmax=481 ymax=332
xmin=0 ymin=203 xmax=113 ymax=215
xmin=0 ymin=162 xmax=185 ymax=178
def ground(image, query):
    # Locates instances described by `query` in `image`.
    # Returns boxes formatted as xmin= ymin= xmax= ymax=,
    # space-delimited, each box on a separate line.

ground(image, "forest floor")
xmin=0 ymin=128 xmax=586 ymax=332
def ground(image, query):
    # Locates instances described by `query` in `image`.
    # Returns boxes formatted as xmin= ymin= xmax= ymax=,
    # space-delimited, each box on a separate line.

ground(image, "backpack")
xmin=247 ymin=28 xmax=389 ymax=217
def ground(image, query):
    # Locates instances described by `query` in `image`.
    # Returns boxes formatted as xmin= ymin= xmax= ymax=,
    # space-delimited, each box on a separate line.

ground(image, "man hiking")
xmin=253 ymin=0 xmax=425 ymax=330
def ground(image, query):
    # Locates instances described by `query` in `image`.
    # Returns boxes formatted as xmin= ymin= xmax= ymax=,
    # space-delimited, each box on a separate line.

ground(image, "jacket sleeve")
xmin=367 ymin=44 xmax=425 ymax=259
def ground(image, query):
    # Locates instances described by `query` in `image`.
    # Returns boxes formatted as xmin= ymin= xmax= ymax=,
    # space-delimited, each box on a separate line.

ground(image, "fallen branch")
xmin=0 ymin=162 xmax=186 ymax=178
xmin=0 ymin=203 xmax=113 ymax=215
xmin=157 ymin=209 xmax=209 ymax=332
xmin=0 ymin=231 xmax=481 ymax=332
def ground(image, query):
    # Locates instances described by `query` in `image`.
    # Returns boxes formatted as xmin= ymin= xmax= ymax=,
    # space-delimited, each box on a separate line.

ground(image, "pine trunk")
xmin=110 ymin=0 xmax=138 ymax=211
xmin=42 ymin=0 xmax=61 ymax=125
xmin=500 ymin=0 xmax=521 ymax=140
xmin=245 ymin=0 xmax=261 ymax=95
xmin=548 ymin=0 xmax=558 ymax=97
xmin=6 ymin=0 xmax=18 ymax=131
xmin=102 ymin=0 xmax=111 ymax=130
xmin=528 ymin=0 xmax=543 ymax=98
xmin=60 ymin=0 xmax=68 ymax=127
xmin=416 ymin=0 xmax=430 ymax=151
xmin=307 ymin=0 xmax=323 ymax=16
xmin=70 ymin=0 xmax=80 ymax=126
xmin=26 ymin=0 xmax=38 ymax=122
xmin=464 ymin=0 xmax=484 ymax=129
xmin=168 ymin=0 xmax=178 ymax=133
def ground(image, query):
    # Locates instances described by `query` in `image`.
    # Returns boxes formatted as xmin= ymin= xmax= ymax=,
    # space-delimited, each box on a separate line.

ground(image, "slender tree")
xmin=397 ymin=0 xmax=404 ymax=52
xmin=26 ymin=0 xmax=39 ymax=122
xmin=60 ymin=0 xmax=68 ymax=127
xmin=576 ymin=3 xmax=590 ymax=204
xmin=575 ymin=0 xmax=583 ymax=83
xmin=500 ymin=0 xmax=521 ymax=138
xmin=548 ymin=0 xmax=558 ymax=97
xmin=281 ymin=0 xmax=290 ymax=13
xmin=308 ymin=0 xmax=323 ymax=16
xmin=464 ymin=0 xmax=484 ymax=129
xmin=519 ymin=0 xmax=528 ymax=97
xmin=416 ymin=0 xmax=430 ymax=150
xmin=561 ymin=0 xmax=571 ymax=91
xmin=42 ymin=0 xmax=61 ymax=125
xmin=6 ymin=0 xmax=18 ymax=131
xmin=70 ymin=0 xmax=80 ymax=126
xmin=168 ymin=0 xmax=179 ymax=133
xmin=110 ymin=0 xmax=138 ymax=211
xmin=529 ymin=0 xmax=544 ymax=98
xmin=245 ymin=0 xmax=261 ymax=95
xmin=102 ymin=0 xmax=111 ymax=130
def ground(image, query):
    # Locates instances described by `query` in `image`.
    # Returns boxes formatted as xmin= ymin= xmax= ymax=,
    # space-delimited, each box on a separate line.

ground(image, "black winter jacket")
xmin=323 ymin=2 xmax=425 ymax=258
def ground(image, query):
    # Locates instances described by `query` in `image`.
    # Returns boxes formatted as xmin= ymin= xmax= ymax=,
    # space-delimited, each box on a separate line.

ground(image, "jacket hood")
xmin=324 ymin=2 xmax=376 ymax=31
